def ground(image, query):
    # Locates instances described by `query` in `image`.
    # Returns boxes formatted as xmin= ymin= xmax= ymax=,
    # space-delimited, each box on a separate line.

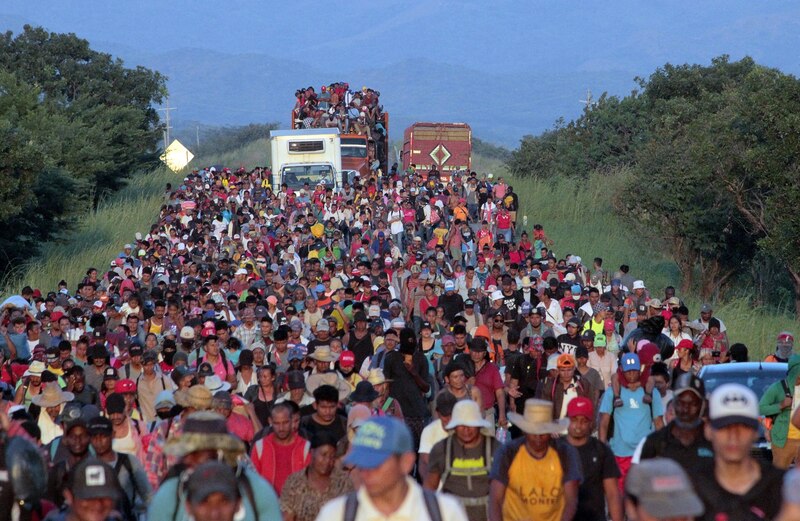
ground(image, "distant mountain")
xmin=100 ymin=46 xmax=633 ymax=146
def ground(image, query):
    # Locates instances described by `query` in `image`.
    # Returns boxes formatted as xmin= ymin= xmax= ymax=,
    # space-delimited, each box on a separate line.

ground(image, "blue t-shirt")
xmin=599 ymin=385 xmax=663 ymax=457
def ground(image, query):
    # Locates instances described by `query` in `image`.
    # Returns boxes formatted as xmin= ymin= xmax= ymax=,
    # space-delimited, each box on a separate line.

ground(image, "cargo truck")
xmin=401 ymin=122 xmax=472 ymax=182
xmin=269 ymin=128 xmax=343 ymax=191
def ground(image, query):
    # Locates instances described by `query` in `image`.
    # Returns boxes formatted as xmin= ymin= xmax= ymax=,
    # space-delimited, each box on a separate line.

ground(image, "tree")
xmin=0 ymin=26 xmax=166 ymax=276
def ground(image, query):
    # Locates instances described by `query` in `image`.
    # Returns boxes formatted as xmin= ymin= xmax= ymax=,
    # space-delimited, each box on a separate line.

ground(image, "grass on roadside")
xmin=1 ymin=140 xmax=270 ymax=298
xmin=509 ymin=173 xmax=798 ymax=358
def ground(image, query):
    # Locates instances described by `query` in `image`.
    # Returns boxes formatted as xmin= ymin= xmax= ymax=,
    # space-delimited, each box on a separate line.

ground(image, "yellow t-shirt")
xmin=503 ymin=446 xmax=565 ymax=521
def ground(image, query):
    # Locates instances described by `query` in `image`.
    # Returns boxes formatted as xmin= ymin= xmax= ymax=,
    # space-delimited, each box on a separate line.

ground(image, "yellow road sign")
xmin=159 ymin=139 xmax=194 ymax=173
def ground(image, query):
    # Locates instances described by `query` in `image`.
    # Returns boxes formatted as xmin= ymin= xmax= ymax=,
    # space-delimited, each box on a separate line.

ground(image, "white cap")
xmin=491 ymin=290 xmax=503 ymax=301
xmin=235 ymin=268 xmax=248 ymax=276
xmin=546 ymin=354 xmax=559 ymax=371
xmin=709 ymin=383 xmax=759 ymax=430
xmin=632 ymin=280 xmax=646 ymax=290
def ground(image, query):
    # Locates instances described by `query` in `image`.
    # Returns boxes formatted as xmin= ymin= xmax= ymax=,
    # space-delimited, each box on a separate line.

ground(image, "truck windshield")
xmin=341 ymin=146 xmax=367 ymax=158
xmin=281 ymin=165 xmax=335 ymax=189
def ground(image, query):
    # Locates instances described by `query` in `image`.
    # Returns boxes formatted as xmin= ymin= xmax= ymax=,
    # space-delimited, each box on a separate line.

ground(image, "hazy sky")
xmin=4 ymin=1 xmax=798 ymax=73
xmin=2 ymin=1 xmax=798 ymax=143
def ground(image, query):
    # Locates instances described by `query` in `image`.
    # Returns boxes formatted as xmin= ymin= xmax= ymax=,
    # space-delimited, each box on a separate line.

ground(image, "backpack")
xmin=438 ymin=435 xmax=493 ymax=503
xmin=343 ymin=488 xmax=442 ymax=521
xmin=114 ymin=453 xmax=144 ymax=521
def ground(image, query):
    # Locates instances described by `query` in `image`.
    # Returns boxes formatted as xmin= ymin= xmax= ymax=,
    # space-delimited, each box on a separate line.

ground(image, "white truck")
xmin=270 ymin=128 xmax=342 ymax=191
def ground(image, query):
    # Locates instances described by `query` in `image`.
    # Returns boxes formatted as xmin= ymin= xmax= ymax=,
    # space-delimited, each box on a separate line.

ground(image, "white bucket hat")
xmin=203 ymin=375 xmax=232 ymax=393
xmin=446 ymin=400 xmax=491 ymax=430
xmin=632 ymin=280 xmax=646 ymax=290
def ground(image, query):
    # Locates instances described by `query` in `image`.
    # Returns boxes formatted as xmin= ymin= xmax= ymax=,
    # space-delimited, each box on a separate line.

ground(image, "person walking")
xmin=693 ymin=383 xmax=785 ymax=521
xmin=315 ymin=416 xmax=468 ymax=521
xmin=424 ymin=400 xmax=497 ymax=521
xmin=599 ymin=352 xmax=664 ymax=488
xmin=565 ymin=397 xmax=623 ymax=521
xmin=759 ymin=354 xmax=800 ymax=469
xmin=624 ymin=458 xmax=704 ymax=521
xmin=489 ymin=399 xmax=582 ymax=521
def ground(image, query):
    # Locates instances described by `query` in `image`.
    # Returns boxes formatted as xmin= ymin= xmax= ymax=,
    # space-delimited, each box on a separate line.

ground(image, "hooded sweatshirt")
xmin=759 ymin=354 xmax=800 ymax=448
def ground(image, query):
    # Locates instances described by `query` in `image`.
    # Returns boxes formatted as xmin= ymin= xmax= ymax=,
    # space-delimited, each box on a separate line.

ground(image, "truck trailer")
xmin=401 ymin=122 xmax=472 ymax=182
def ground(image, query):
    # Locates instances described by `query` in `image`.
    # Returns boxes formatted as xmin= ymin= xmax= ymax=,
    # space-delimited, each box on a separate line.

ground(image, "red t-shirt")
xmin=474 ymin=361 xmax=504 ymax=410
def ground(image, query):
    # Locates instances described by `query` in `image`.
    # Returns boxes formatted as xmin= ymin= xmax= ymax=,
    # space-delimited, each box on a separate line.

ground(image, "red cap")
xmin=50 ymin=311 xmax=65 ymax=323
xmin=676 ymin=339 xmax=694 ymax=351
xmin=114 ymin=379 xmax=137 ymax=394
xmin=777 ymin=332 xmax=794 ymax=344
xmin=201 ymin=326 xmax=217 ymax=338
xmin=339 ymin=351 xmax=356 ymax=367
xmin=567 ymin=397 xmax=594 ymax=419
xmin=322 ymin=274 xmax=331 ymax=281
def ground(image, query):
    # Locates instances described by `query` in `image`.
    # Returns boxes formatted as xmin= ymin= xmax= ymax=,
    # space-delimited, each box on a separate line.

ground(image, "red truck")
xmin=401 ymin=122 xmax=472 ymax=182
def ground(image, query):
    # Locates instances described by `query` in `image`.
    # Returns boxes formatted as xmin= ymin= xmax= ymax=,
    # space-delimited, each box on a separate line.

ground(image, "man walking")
xmin=759 ymin=354 xmax=800 ymax=469
xmin=315 ymin=416 xmax=467 ymax=521
xmin=693 ymin=383 xmax=785 ymax=520
xmin=599 ymin=353 xmax=664 ymax=488
xmin=489 ymin=399 xmax=581 ymax=521
xmin=425 ymin=400 xmax=497 ymax=521
xmin=565 ymin=397 xmax=622 ymax=521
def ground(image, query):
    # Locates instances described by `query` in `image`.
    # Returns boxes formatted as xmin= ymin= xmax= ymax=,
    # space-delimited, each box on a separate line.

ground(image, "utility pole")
xmin=579 ymin=89 xmax=594 ymax=110
xmin=196 ymin=125 xmax=200 ymax=152
xmin=158 ymin=98 xmax=176 ymax=149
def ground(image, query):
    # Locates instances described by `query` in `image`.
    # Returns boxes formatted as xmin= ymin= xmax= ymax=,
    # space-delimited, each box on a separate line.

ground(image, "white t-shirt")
xmin=419 ymin=419 xmax=449 ymax=455
xmin=315 ymin=477 xmax=467 ymax=521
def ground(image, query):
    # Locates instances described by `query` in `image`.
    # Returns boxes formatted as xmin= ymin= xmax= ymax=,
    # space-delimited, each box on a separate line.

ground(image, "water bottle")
xmin=496 ymin=426 xmax=508 ymax=444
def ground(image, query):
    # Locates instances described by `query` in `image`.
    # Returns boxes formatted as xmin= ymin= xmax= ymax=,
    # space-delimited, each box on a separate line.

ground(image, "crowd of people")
xmin=293 ymin=83 xmax=386 ymax=141
xmin=0 ymin=163 xmax=798 ymax=521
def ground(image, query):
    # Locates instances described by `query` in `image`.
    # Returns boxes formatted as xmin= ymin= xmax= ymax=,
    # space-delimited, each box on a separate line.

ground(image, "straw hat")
xmin=24 ymin=360 xmax=46 ymax=377
xmin=366 ymin=368 xmax=390 ymax=386
xmin=309 ymin=346 xmax=339 ymax=362
xmin=174 ymin=385 xmax=213 ymax=411
xmin=164 ymin=411 xmax=245 ymax=457
xmin=305 ymin=372 xmax=351 ymax=402
xmin=446 ymin=400 xmax=491 ymax=430
xmin=32 ymin=383 xmax=74 ymax=408
xmin=508 ymin=399 xmax=569 ymax=435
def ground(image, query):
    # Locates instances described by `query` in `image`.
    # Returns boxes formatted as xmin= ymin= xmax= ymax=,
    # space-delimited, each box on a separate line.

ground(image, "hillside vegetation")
xmin=507 ymin=55 xmax=800 ymax=322
xmin=0 ymin=26 xmax=165 ymax=276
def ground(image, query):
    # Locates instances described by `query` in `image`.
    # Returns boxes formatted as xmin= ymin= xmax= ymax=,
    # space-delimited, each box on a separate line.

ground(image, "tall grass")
xmin=509 ymin=173 xmax=798 ymax=358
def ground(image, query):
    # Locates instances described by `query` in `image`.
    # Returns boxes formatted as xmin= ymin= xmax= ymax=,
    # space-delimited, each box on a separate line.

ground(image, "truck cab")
xmin=270 ymin=128 xmax=343 ymax=191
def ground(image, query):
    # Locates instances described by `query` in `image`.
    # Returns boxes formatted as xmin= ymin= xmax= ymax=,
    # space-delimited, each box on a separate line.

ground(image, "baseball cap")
xmin=557 ymin=353 xmax=575 ymax=368
xmin=625 ymin=458 xmax=704 ymax=519
xmin=566 ymin=396 xmax=594 ymax=419
xmin=778 ymin=331 xmax=795 ymax=345
xmin=708 ymin=383 xmax=759 ymax=430
xmin=339 ymin=350 xmax=356 ymax=368
xmin=621 ymin=352 xmax=641 ymax=372
xmin=155 ymin=390 xmax=176 ymax=410
xmin=180 ymin=326 xmax=195 ymax=340
xmin=673 ymin=372 xmax=705 ymax=400
xmin=567 ymin=317 xmax=580 ymax=328
xmin=594 ymin=335 xmax=607 ymax=348
xmin=343 ymin=416 xmax=413 ymax=469
xmin=444 ymin=280 xmax=455 ymax=291
xmin=185 ymin=460 xmax=239 ymax=505
xmin=580 ymin=330 xmax=595 ymax=340
xmin=114 ymin=379 xmax=136 ymax=394
xmin=87 ymin=416 xmax=113 ymax=436
xmin=67 ymin=457 xmax=121 ymax=501
xmin=700 ymin=303 xmax=713 ymax=313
